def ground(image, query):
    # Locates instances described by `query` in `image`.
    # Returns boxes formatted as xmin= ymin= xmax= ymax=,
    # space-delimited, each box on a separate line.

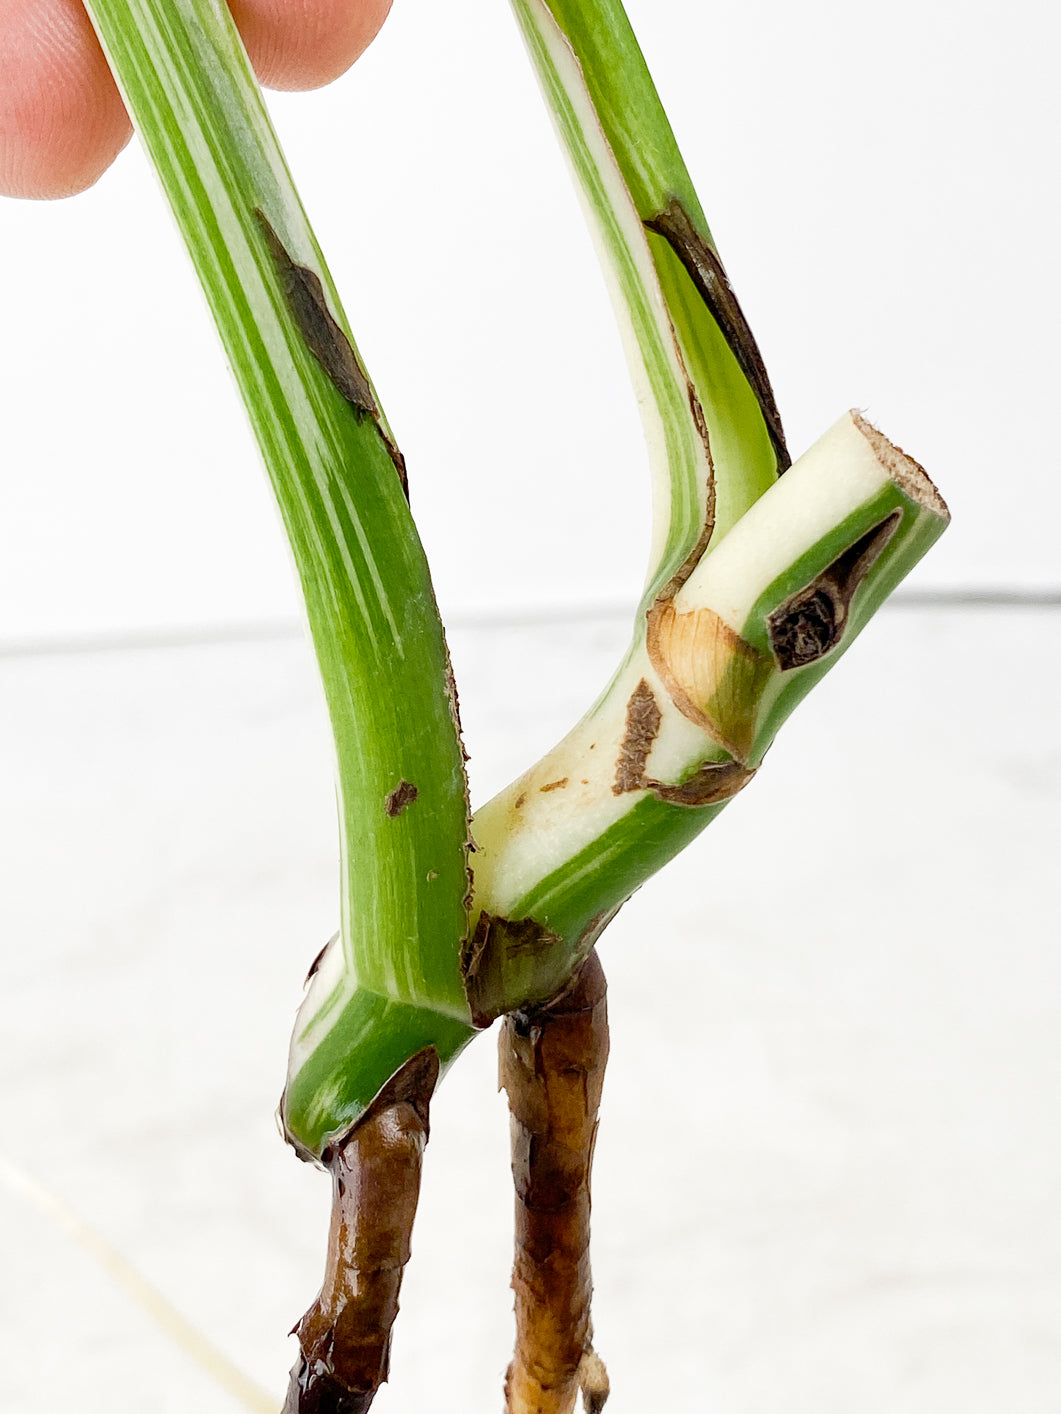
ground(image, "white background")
xmin=1 ymin=1 xmax=1059 ymax=1411
xmin=1 ymin=0 xmax=1058 ymax=646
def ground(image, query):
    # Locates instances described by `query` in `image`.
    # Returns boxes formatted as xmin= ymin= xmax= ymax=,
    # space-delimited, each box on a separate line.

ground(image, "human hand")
xmin=0 ymin=0 xmax=393 ymax=199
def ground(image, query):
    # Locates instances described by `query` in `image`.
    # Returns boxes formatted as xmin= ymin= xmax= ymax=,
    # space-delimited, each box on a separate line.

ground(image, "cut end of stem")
xmin=851 ymin=410 xmax=949 ymax=518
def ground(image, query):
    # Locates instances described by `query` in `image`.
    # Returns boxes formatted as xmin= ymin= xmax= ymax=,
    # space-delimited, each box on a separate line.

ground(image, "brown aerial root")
xmin=499 ymin=949 xmax=611 ymax=1414
xmin=283 ymin=1048 xmax=439 ymax=1414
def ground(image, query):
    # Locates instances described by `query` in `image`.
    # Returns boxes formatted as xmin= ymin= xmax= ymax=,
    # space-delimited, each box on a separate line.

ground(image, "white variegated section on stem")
xmin=472 ymin=413 xmax=945 ymax=922
xmin=471 ymin=650 xmax=712 ymax=916
xmin=511 ymin=0 xmax=714 ymax=593
xmin=676 ymin=412 xmax=893 ymax=627
xmin=287 ymin=931 xmax=355 ymax=1077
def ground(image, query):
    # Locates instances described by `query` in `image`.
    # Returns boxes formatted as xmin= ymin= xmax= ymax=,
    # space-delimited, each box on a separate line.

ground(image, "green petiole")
xmin=83 ymin=0 xmax=948 ymax=1165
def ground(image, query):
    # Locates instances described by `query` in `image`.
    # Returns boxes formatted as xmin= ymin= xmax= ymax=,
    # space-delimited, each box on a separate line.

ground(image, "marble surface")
xmin=1 ymin=604 xmax=1058 ymax=1412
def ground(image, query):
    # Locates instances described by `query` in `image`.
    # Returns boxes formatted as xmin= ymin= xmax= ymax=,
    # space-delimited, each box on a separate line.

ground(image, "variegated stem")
xmin=81 ymin=0 xmax=478 ymax=1159
xmin=282 ymin=0 xmax=948 ymax=1148
xmin=509 ymin=0 xmax=785 ymax=608
xmin=466 ymin=413 xmax=949 ymax=1019
xmin=83 ymin=0 xmax=951 ymax=1167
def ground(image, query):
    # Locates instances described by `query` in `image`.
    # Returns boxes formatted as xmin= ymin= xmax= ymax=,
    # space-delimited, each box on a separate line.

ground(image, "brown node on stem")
xmin=461 ymin=912 xmax=563 ymax=1028
xmin=645 ymin=757 xmax=756 ymax=806
xmin=646 ymin=598 xmax=771 ymax=763
xmin=613 ymin=677 xmax=754 ymax=806
xmin=283 ymin=1048 xmax=440 ymax=1414
xmin=499 ymin=950 xmax=611 ymax=1414
xmin=767 ymin=508 xmax=902 ymax=670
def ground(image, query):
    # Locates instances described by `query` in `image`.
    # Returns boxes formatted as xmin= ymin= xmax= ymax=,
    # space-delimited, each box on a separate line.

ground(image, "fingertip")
xmin=0 ymin=0 xmax=393 ymax=201
xmin=5 ymin=107 xmax=133 ymax=201
xmin=230 ymin=0 xmax=394 ymax=92
xmin=0 ymin=1 xmax=132 ymax=200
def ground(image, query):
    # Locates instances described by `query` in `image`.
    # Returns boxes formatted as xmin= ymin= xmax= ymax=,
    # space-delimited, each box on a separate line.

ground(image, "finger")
xmin=230 ymin=0 xmax=395 ymax=91
xmin=0 ymin=0 xmax=395 ymax=202
xmin=0 ymin=0 xmax=131 ymax=200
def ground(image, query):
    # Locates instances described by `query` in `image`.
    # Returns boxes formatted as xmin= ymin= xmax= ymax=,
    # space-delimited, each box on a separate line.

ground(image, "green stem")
xmin=82 ymin=0 xmax=476 ymax=1152
xmin=83 ymin=0 xmax=950 ymax=1161
xmin=510 ymin=0 xmax=784 ymax=593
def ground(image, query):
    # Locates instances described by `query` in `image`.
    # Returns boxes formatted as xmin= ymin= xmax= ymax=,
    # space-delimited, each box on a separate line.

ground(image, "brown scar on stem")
xmin=385 ymin=444 xmax=411 ymax=500
xmin=442 ymin=644 xmax=470 ymax=766
xmin=303 ymin=932 xmax=337 ymax=985
xmin=385 ymin=780 xmax=419 ymax=817
xmin=649 ymin=325 xmax=719 ymax=607
xmin=539 ymin=777 xmax=569 ymax=793
xmin=645 ymin=198 xmax=790 ymax=475
xmin=768 ymin=509 xmax=902 ymax=669
xmin=645 ymin=758 xmax=756 ymax=807
xmin=254 ymin=208 xmax=409 ymax=498
xmin=255 ymin=208 xmax=378 ymax=413
xmin=627 ymin=353 xmax=717 ymax=624
xmin=461 ymin=912 xmax=563 ymax=1027
xmin=613 ymin=678 xmax=662 ymax=794
xmin=613 ymin=677 xmax=755 ymax=806
xmin=514 ymin=792 xmax=527 ymax=809
xmin=676 ymin=358 xmax=717 ymax=589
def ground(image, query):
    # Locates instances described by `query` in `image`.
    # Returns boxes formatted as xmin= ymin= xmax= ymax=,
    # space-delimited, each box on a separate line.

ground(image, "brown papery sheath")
xmin=499 ymin=950 xmax=611 ymax=1414
xmin=283 ymin=1048 xmax=439 ymax=1414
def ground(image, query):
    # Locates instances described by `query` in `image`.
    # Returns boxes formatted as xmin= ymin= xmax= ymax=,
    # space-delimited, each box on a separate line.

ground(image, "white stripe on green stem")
xmin=83 ymin=0 xmax=477 ymax=1153
xmin=509 ymin=0 xmax=784 ymax=598
xmin=84 ymin=0 xmax=949 ymax=1160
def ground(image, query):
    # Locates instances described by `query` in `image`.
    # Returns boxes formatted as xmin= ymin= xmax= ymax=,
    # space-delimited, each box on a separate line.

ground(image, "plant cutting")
xmin=47 ymin=0 xmax=950 ymax=1410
